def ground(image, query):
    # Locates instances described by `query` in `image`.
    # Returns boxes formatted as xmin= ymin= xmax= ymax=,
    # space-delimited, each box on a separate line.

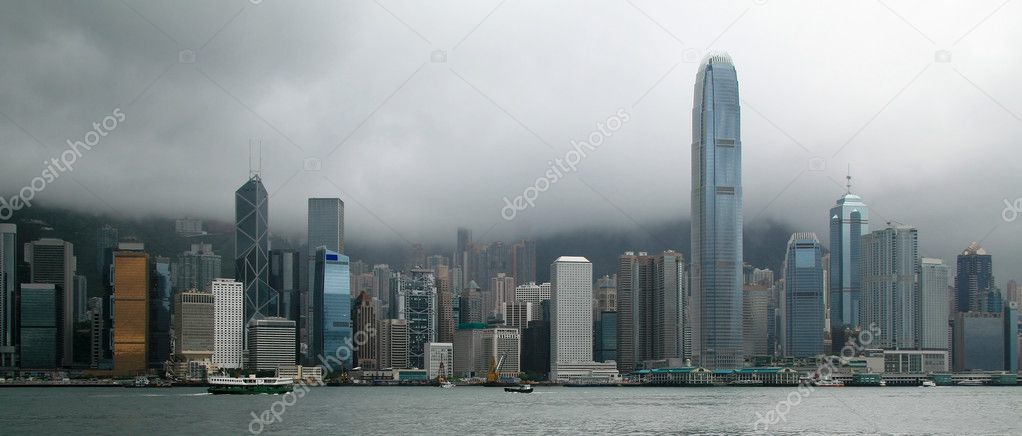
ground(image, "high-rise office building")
xmin=515 ymin=282 xmax=551 ymax=306
xmin=312 ymin=248 xmax=352 ymax=368
xmin=398 ymin=269 xmax=437 ymax=369
xmin=377 ymin=318 xmax=408 ymax=369
xmin=19 ymin=284 xmax=58 ymax=369
xmin=459 ymin=281 xmax=484 ymax=325
xmin=172 ymin=243 xmax=222 ymax=293
xmin=436 ymin=269 xmax=455 ymax=344
xmin=149 ymin=257 xmax=172 ymax=368
xmin=24 ymin=238 xmax=76 ymax=367
xmin=426 ymin=342 xmax=454 ymax=379
xmin=616 ymin=251 xmax=686 ymax=372
xmin=269 ymin=249 xmax=302 ymax=349
xmin=112 ymin=244 xmax=149 ymax=375
xmin=86 ymin=297 xmax=103 ymax=369
xmin=73 ymin=274 xmax=87 ymax=323
xmin=952 ymin=304 xmax=1019 ymax=372
xmin=502 ymin=301 xmax=535 ymax=329
xmin=371 ymin=264 xmax=392 ymax=310
xmin=780 ymin=233 xmax=825 ymax=358
xmin=172 ymin=290 xmax=215 ymax=363
xmin=742 ymin=284 xmax=770 ymax=356
xmin=550 ymin=256 xmax=593 ymax=380
xmin=0 ymin=224 xmax=16 ymax=367
xmin=691 ymin=53 xmax=744 ymax=369
xmin=236 ymin=175 xmax=275 ymax=322
xmin=482 ymin=327 xmax=521 ymax=378
xmin=511 ymin=240 xmax=537 ymax=287
xmin=95 ymin=224 xmax=118 ymax=274
xmin=828 ymin=183 xmax=870 ymax=345
xmin=594 ymin=310 xmax=617 ymax=363
xmin=212 ymin=278 xmax=244 ymax=369
xmin=308 ymin=198 xmax=345 ymax=255
xmin=353 ymin=291 xmax=378 ymax=369
xmin=455 ymin=227 xmax=472 ymax=273
xmin=247 ymin=316 xmax=296 ymax=371
xmin=488 ymin=273 xmax=515 ymax=316
xmin=861 ymin=226 xmax=919 ymax=349
xmin=955 ymin=242 xmax=995 ymax=313
xmin=595 ymin=275 xmax=617 ymax=313
xmin=918 ymin=258 xmax=951 ymax=350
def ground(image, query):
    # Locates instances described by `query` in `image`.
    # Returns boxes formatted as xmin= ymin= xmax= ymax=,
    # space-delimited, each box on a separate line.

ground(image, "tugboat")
xmin=207 ymin=375 xmax=294 ymax=395
xmin=504 ymin=384 xmax=534 ymax=393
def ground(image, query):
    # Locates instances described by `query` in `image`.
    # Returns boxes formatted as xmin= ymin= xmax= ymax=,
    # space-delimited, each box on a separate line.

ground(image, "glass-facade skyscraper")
xmin=312 ymin=248 xmax=352 ymax=369
xmin=829 ymin=190 xmax=869 ymax=346
xmin=236 ymin=175 xmax=275 ymax=323
xmin=955 ymin=242 xmax=994 ymax=313
xmin=781 ymin=233 xmax=825 ymax=358
xmin=0 ymin=224 xmax=16 ymax=367
xmin=691 ymin=53 xmax=743 ymax=368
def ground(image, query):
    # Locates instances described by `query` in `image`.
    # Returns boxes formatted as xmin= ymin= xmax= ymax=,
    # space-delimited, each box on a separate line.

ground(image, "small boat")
xmin=207 ymin=375 xmax=294 ymax=395
xmin=440 ymin=381 xmax=455 ymax=389
xmin=879 ymin=380 xmax=887 ymax=387
xmin=813 ymin=378 xmax=845 ymax=387
xmin=504 ymin=384 xmax=534 ymax=393
xmin=920 ymin=380 xmax=937 ymax=387
xmin=125 ymin=376 xmax=150 ymax=388
xmin=956 ymin=379 xmax=984 ymax=386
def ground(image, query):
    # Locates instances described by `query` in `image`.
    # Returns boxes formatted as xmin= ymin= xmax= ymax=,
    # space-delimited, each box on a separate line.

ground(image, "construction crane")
xmin=486 ymin=354 xmax=506 ymax=384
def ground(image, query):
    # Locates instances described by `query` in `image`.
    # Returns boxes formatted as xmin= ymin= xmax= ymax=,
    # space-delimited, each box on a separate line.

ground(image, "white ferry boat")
xmin=207 ymin=375 xmax=294 ymax=395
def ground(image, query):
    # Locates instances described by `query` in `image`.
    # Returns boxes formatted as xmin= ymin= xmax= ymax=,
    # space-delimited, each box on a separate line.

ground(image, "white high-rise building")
xmin=212 ymin=278 xmax=244 ymax=369
xmin=514 ymin=282 xmax=551 ymax=305
xmin=861 ymin=226 xmax=919 ymax=349
xmin=550 ymin=257 xmax=619 ymax=382
xmin=426 ymin=342 xmax=453 ymax=379
xmin=918 ymin=258 xmax=950 ymax=350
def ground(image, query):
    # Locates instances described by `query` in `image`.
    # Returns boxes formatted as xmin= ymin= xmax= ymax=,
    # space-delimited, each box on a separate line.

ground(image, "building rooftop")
xmin=554 ymin=256 xmax=589 ymax=263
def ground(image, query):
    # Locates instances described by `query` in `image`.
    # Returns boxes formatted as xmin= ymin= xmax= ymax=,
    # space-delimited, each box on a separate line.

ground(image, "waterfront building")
xmin=0 ymin=224 xmax=16 ymax=367
xmin=861 ymin=226 xmax=919 ymax=349
xmin=149 ymin=257 xmax=172 ymax=368
xmin=955 ymin=243 xmax=995 ymax=313
xmin=780 ymin=233 xmax=825 ymax=358
xmin=691 ymin=53 xmax=744 ymax=369
xmin=828 ymin=181 xmax=870 ymax=346
xmin=236 ymin=175 xmax=275 ymax=322
xmin=312 ymin=248 xmax=352 ymax=368
xmin=353 ymin=291 xmax=378 ymax=369
xmin=269 ymin=249 xmax=302 ymax=359
xmin=882 ymin=349 xmax=949 ymax=373
xmin=397 ymin=269 xmax=437 ymax=369
xmin=212 ymin=278 xmax=244 ymax=369
xmin=594 ymin=310 xmax=617 ymax=363
xmin=742 ymin=284 xmax=770 ymax=356
xmin=172 ymin=243 xmax=222 ymax=293
xmin=172 ymin=290 xmax=215 ymax=363
xmin=112 ymin=244 xmax=148 ymax=375
xmin=247 ymin=317 xmax=297 ymax=371
xmin=616 ymin=251 xmax=686 ymax=373
xmin=24 ymin=237 xmax=76 ymax=367
xmin=426 ymin=342 xmax=453 ymax=379
xmin=19 ymin=284 xmax=58 ymax=368
xmin=550 ymin=256 xmax=618 ymax=382
xmin=377 ymin=318 xmax=408 ymax=369
xmin=918 ymin=258 xmax=951 ymax=350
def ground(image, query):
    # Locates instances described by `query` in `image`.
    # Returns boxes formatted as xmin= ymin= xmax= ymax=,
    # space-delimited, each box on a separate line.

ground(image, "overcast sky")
xmin=1 ymin=0 xmax=1020 ymax=283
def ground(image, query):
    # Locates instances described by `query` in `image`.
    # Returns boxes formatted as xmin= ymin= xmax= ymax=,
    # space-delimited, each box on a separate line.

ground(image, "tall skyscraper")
xmin=269 ymin=249 xmax=302 ymax=327
xmin=353 ymin=291 xmax=378 ymax=369
xmin=488 ymin=273 xmax=515 ymax=317
xmin=0 ymin=224 xmax=16 ymax=367
xmin=511 ymin=240 xmax=537 ymax=287
xmin=955 ymin=242 xmax=994 ymax=313
xmin=616 ymin=251 xmax=687 ymax=372
xmin=691 ymin=53 xmax=743 ymax=369
xmin=1007 ymin=280 xmax=1020 ymax=311
xmin=24 ymin=238 xmax=76 ymax=367
xmin=459 ymin=280 xmax=484 ymax=325
xmin=918 ymin=258 xmax=950 ymax=350
xmin=828 ymin=181 xmax=869 ymax=344
xmin=212 ymin=278 xmax=244 ymax=369
xmin=455 ymin=227 xmax=472 ymax=278
xmin=398 ymin=269 xmax=437 ymax=369
xmin=780 ymin=233 xmax=825 ymax=358
xmin=95 ymin=224 xmax=118 ymax=274
xmin=312 ymin=248 xmax=352 ymax=368
xmin=149 ymin=257 xmax=172 ymax=368
xmin=742 ymin=284 xmax=770 ymax=356
xmin=247 ymin=317 xmax=297 ymax=371
xmin=861 ymin=226 xmax=919 ymax=349
xmin=172 ymin=290 xmax=215 ymax=363
xmin=436 ymin=268 xmax=455 ymax=344
xmin=377 ymin=319 xmax=408 ymax=369
xmin=19 ymin=283 xmax=58 ymax=368
xmin=550 ymin=256 xmax=593 ymax=379
xmin=236 ymin=175 xmax=274 ymax=323
xmin=308 ymin=198 xmax=345 ymax=255
xmin=112 ymin=244 xmax=149 ymax=375
xmin=172 ymin=243 xmax=222 ymax=293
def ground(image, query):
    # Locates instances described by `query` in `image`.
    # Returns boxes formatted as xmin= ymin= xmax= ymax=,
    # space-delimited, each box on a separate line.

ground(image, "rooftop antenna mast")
xmin=846 ymin=164 xmax=852 ymax=195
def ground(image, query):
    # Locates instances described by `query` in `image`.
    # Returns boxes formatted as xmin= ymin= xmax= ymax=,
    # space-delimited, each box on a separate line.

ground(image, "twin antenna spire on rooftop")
xmin=248 ymin=139 xmax=263 ymax=179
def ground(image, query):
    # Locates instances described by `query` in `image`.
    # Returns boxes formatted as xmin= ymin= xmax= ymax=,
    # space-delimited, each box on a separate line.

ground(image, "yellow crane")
xmin=486 ymin=354 xmax=506 ymax=384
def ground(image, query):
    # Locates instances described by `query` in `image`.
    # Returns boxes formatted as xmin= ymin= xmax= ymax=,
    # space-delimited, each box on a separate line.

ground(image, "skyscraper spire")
xmin=846 ymin=164 xmax=852 ymax=194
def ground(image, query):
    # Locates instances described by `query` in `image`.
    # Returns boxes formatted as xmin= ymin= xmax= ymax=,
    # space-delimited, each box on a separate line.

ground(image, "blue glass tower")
xmin=691 ymin=53 xmax=743 ymax=368
xmin=235 ymin=175 xmax=276 ymax=323
xmin=782 ymin=233 xmax=825 ymax=358
xmin=829 ymin=186 xmax=869 ymax=345
xmin=313 ymin=248 xmax=352 ymax=369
